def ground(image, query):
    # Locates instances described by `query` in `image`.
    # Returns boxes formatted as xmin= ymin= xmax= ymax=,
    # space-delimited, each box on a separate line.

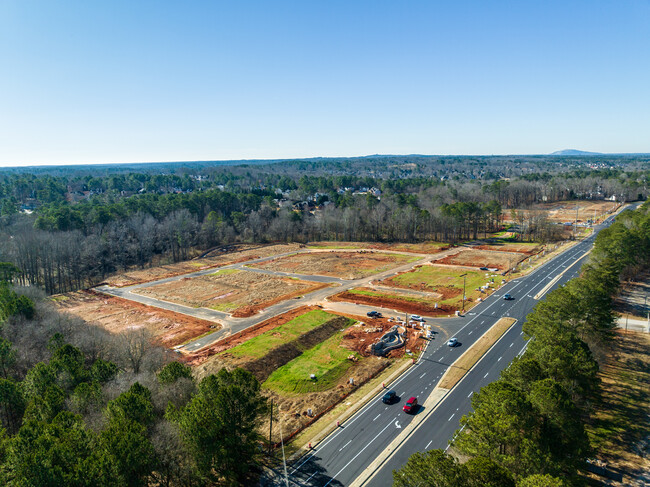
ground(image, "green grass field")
xmin=386 ymin=266 xmax=504 ymax=305
xmin=226 ymin=309 xmax=339 ymax=359
xmin=207 ymin=268 xmax=241 ymax=277
xmin=263 ymin=332 xmax=360 ymax=394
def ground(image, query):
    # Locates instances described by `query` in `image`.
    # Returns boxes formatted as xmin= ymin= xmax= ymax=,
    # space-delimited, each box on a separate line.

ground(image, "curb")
xmin=351 ymin=317 xmax=521 ymax=487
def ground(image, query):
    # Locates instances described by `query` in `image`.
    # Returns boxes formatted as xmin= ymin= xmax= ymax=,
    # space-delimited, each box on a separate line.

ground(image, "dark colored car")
xmin=367 ymin=311 xmax=382 ymax=318
xmin=382 ymin=390 xmax=397 ymax=404
xmin=503 ymin=293 xmax=513 ymax=300
xmin=479 ymin=266 xmax=489 ymax=271
xmin=403 ymin=396 xmax=418 ymax=413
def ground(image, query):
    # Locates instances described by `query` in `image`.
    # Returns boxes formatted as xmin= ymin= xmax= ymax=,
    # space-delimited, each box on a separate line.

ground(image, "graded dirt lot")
xmin=330 ymin=287 xmax=457 ymax=316
xmin=509 ymin=200 xmax=620 ymax=224
xmin=307 ymin=241 xmax=450 ymax=254
xmin=381 ymin=265 xmax=504 ymax=307
xmin=432 ymin=248 xmax=526 ymax=271
xmin=465 ymin=240 xmax=542 ymax=254
xmin=52 ymin=290 xmax=218 ymax=347
xmin=248 ymin=251 xmax=419 ymax=279
xmin=133 ymin=270 xmax=329 ymax=317
xmin=102 ymin=243 xmax=302 ymax=287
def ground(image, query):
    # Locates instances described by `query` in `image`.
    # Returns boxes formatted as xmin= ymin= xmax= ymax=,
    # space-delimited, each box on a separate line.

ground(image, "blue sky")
xmin=1 ymin=0 xmax=649 ymax=166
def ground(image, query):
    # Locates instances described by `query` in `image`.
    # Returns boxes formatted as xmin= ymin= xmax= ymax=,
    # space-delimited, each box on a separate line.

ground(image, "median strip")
xmin=351 ymin=316 xmax=519 ymax=487
xmin=438 ymin=317 xmax=516 ymax=390
xmin=533 ymin=249 xmax=591 ymax=300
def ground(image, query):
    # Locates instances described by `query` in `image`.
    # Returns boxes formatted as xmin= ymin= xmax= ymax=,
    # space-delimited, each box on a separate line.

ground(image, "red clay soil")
xmin=329 ymin=291 xmax=457 ymax=316
xmin=433 ymin=250 xmax=519 ymax=270
xmin=471 ymin=244 xmax=540 ymax=255
xmin=184 ymin=305 xmax=321 ymax=366
xmin=61 ymin=290 xmax=218 ymax=348
xmin=335 ymin=313 xmax=427 ymax=358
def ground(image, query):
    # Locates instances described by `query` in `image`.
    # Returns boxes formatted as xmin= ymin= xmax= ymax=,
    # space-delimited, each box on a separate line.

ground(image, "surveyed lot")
xmin=433 ymin=248 xmax=525 ymax=271
xmin=384 ymin=265 xmax=505 ymax=307
xmin=248 ymin=251 xmax=420 ymax=279
xmin=103 ymin=243 xmax=302 ymax=287
xmin=133 ymin=269 xmax=328 ymax=317
xmin=307 ymin=241 xmax=450 ymax=254
xmin=53 ymin=291 xmax=217 ymax=347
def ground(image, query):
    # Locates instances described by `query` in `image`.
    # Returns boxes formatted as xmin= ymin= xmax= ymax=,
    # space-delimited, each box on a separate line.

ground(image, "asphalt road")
xmin=95 ymin=249 xmax=442 ymax=352
xmin=278 ymin=214 xmax=622 ymax=487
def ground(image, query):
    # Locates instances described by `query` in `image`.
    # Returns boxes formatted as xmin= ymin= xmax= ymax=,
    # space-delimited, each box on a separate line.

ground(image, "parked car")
xmin=410 ymin=315 xmax=424 ymax=322
xmin=447 ymin=337 xmax=458 ymax=347
xmin=366 ymin=311 xmax=382 ymax=318
xmin=382 ymin=390 xmax=397 ymax=404
xmin=503 ymin=294 xmax=513 ymax=300
xmin=479 ymin=266 xmax=489 ymax=271
xmin=403 ymin=396 xmax=418 ymax=413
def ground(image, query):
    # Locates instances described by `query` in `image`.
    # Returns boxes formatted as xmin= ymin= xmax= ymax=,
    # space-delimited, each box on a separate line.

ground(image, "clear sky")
xmin=1 ymin=0 xmax=649 ymax=166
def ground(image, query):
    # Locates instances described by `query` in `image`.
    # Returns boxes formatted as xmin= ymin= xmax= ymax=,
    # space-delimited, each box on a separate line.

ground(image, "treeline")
xmin=393 ymin=203 xmax=650 ymax=486
xmin=1 ymin=164 xmax=647 ymax=295
xmin=0 ymin=278 xmax=270 ymax=486
xmin=1 ymin=194 xmax=527 ymax=294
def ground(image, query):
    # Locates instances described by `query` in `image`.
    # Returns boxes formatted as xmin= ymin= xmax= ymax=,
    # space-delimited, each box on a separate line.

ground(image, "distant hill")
xmin=550 ymin=149 xmax=603 ymax=156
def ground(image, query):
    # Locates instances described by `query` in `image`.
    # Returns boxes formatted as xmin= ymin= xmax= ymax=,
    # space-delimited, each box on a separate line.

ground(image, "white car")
xmin=447 ymin=338 xmax=458 ymax=347
xmin=410 ymin=315 xmax=425 ymax=322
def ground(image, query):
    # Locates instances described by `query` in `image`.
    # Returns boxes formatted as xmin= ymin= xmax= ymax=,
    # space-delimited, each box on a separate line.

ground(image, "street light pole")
xmin=460 ymin=273 xmax=467 ymax=314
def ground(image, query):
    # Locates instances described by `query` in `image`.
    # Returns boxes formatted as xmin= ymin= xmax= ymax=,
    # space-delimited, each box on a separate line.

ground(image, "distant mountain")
xmin=550 ymin=149 xmax=602 ymax=156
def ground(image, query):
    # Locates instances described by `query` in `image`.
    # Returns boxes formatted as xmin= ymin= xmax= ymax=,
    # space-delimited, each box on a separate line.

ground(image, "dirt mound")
xmin=242 ymin=316 xmax=352 ymax=382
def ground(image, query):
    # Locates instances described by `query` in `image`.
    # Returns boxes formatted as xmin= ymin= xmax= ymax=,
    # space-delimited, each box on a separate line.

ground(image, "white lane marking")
xmin=448 ymin=414 xmax=455 ymax=421
xmin=483 ymin=372 xmax=489 ymax=378
xmin=468 ymin=331 xmax=473 ymax=335
xmin=373 ymin=414 xmax=381 ymax=421
xmin=419 ymin=373 xmax=426 ymax=379
xmin=306 ymin=471 xmax=318 ymax=481
xmin=425 ymin=440 xmax=432 ymax=450
xmin=509 ymin=343 xmax=514 ymax=347
xmin=480 ymin=320 xmax=485 ymax=324
xmin=468 ymin=391 xmax=473 ymax=398
xmin=339 ymin=440 xmax=352 ymax=452
xmin=323 ymin=418 xmax=396 ymax=486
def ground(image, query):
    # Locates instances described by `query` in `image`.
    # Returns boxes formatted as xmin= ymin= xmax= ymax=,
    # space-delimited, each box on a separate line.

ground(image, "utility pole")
xmin=269 ymin=398 xmax=273 ymax=455
xmin=279 ymin=413 xmax=289 ymax=487
xmin=460 ymin=273 xmax=467 ymax=314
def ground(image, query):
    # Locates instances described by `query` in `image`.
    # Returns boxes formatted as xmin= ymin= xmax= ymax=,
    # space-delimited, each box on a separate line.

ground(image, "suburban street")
xmin=95 ymin=248 xmax=460 ymax=351
xmin=271 ymin=213 xmax=622 ymax=487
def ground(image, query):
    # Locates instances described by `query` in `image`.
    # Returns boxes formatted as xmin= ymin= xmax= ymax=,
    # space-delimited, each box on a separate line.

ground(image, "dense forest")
xmin=0 ymin=279 xmax=270 ymax=486
xmin=393 ymin=203 xmax=650 ymax=486
xmin=0 ymin=156 xmax=648 ymax=295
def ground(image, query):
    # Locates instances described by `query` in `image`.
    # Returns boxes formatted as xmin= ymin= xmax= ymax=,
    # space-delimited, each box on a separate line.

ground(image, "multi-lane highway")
xmin=277 ymin=214 xmax=621 ymax=487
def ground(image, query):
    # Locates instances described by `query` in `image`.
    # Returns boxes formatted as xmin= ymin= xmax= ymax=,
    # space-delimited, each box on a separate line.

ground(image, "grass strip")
xmin=438 ymin=317 xmax=517 ymax=390
xmin=263 ymin=332 xmax=360 ymax=394
xmin=226 ymin=309 xmax=336 ymax=359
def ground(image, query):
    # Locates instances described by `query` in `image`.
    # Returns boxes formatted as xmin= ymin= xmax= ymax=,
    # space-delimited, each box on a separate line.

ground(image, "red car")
xmin=403 ymin=396 xmax=418 ymax=413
